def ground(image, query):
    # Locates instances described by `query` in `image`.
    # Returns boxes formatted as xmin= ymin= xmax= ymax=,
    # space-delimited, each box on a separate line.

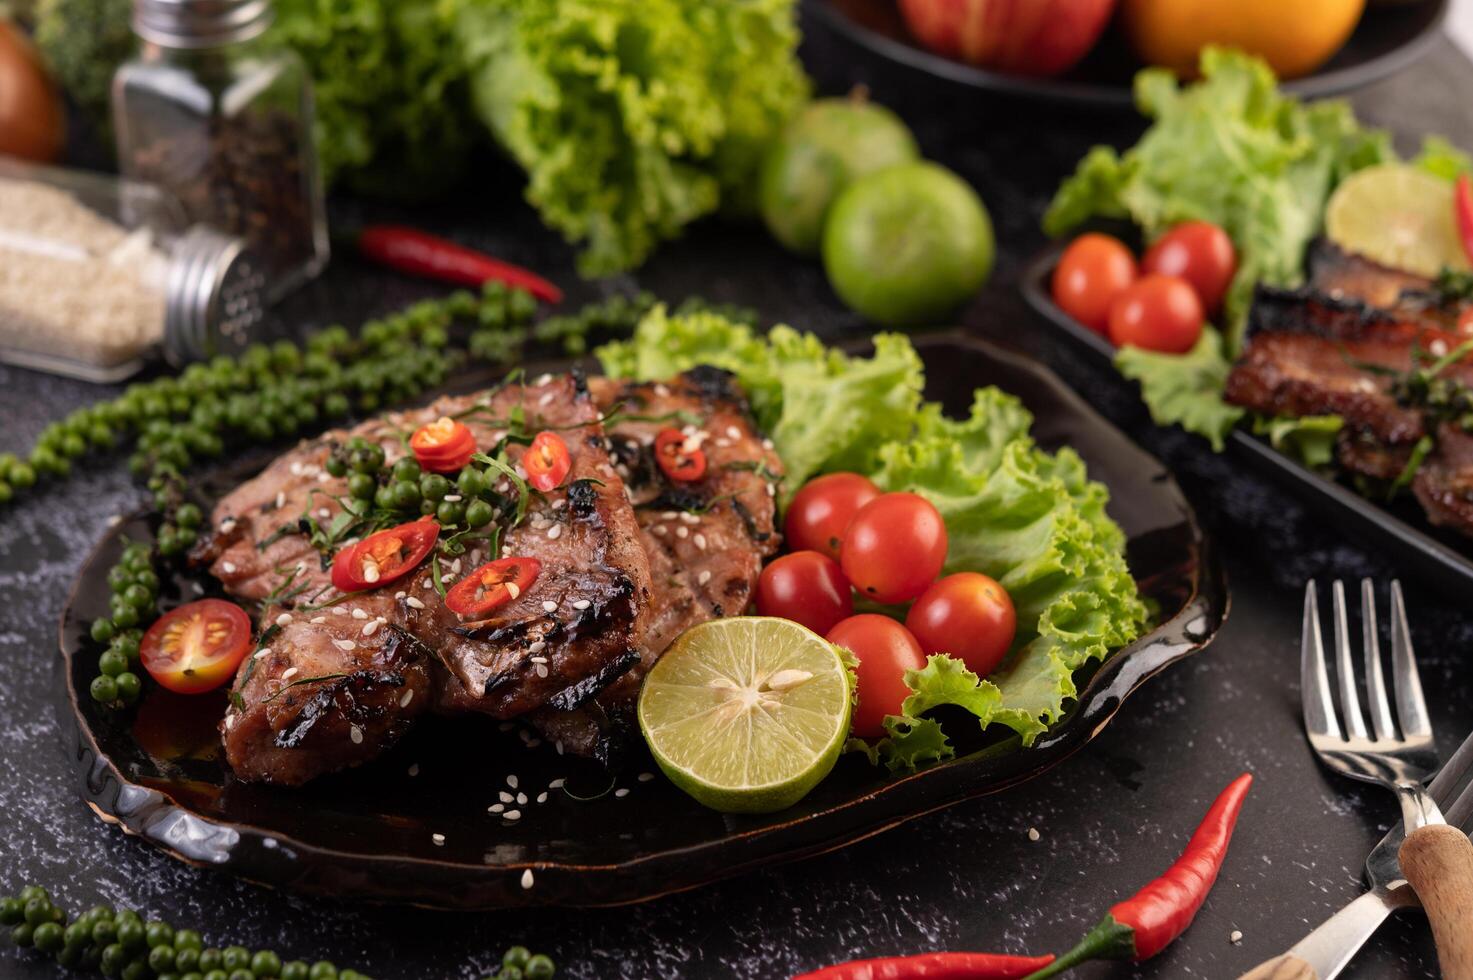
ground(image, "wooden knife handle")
xmin=1236 ymin=953 xmax=1319 ymax=979
xmin=1400 ymin=823 xmax=1473 ymax=980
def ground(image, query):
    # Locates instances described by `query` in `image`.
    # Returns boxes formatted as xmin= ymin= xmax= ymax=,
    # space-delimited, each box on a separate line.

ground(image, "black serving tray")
xmin=57 ymin=334 xmax=1227 ymax=910
xmin=808 ymin=0 xmax=1448 ymax=109
xmin=1021 ymin=242 xmax=1473 ymax=597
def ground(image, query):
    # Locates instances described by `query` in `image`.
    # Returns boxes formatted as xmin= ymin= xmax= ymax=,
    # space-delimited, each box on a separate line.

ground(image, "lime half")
xmin=1325 ymin=164 xmax=1470 ymax=278
xmin=638 ymin=617 xmax=853 ymax=814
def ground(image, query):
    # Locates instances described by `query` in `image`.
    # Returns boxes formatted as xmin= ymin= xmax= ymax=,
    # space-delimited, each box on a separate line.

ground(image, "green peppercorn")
xmin=281 ymin=961 xmax=309 ymax=980
xmin=173 ymin=929 xmax=202 ymax=953
xmin=524 ymin=953 xmax=555 ymax=979
xmin=91 ymin=675 xmax=120 ymax=704
xmin=123 ymin=583 xmax=155 ymax=611
xmin=133 ymin=568 xmax=161 ymax=592
xmin=308 ymin=961 xmax=337 ymax=979
xmin=121 ymin=958 xmax=152 ymax=980
xmin=99 ymin=650 xmax=128 ymax=677
xmin=176 ymin=948 xmax=201 ymax=972
xmin=112 ymin=633 xmax=141 ymax=660
xmin=229 ymin=970 xmax=255 ymax=980
xmin=16 ymin=886 xmax=45 ymax=903
xmin=324 ymin=455 xmax=348 ymax=478
xmin=498 ymin=967 xmax=524 ymax=980
xmin=251 ymin=949 xmax=282 ymax=976
xmin=100 ymin=941 xmax=128 ymax=972
xmin=503 ymin=946 xmax=531 ymax=969
xmin=199 ymin=948 xmax=223 ymax=971
xmin=176 ymin=503 xmax=203 ymax=528
xmin=115 ymin=672 xmax=142 ymax=705
xmin=436 ymin=500 xmax=466 ymax=525
xmin=175 ymin=525 xmax=198 ymax=548
xmin=374 ymin=485 xmax=396 ymax=511
xmin=157 ymin=527 xmax=184 ymax=558
xmin=509 ymin=288 xmax=537 ymax=321
xmin=91 ymin=918 xmax=118 ymax=947
xmin=149 ymin=944 xmax=178 ymax=972
xmin=392 ymin=458 xmax=422 ymax=483
xmin=91 ymin=618 xmax=117 ymax=643
xmin=64 ymin=921 xmax=91 ymax=949
xmin=60 ymin=432 xmax=87 ymax=458
xmin=146 ymin=920 xmax=175 ymax=948
xmin=349 ymin=445 xmax=385 ymax=473
xmin=23 ymin=897 xmax=53 ymax=926
xmin=0 ymin=898 xmax=21 ymax=925
xmin=419 ymin=473 xmax=451 ymax=501
xmin=347 ymin=472 xmax=377 ymax=500
xmin=204 ymin=971 xmax=229 ymax=980
xmin=108 ymin=566 xmax=134 ymax=591
xmin=117 ymin=917 xmax=145 ymax=951
xmin=464 ymin=499 xmax=494 ymax=528
xmin=112 ymin=605 xmax=140 ymax=629
xmin=222 ymin=945 xmax=252 ymax=970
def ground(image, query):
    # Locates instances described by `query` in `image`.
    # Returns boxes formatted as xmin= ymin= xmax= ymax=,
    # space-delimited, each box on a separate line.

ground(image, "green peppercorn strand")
xmin=0 ymin=886 xmax=380 ymax=978
xmin=88 ymin=540 xmax=162 ymax=709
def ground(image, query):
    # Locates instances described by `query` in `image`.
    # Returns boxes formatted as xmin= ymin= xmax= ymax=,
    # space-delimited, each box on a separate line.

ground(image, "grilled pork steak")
xmin=211 ymin=372 xmax=655 ymax=785
xmin=529 ymin=368 xmax=784 ymax=759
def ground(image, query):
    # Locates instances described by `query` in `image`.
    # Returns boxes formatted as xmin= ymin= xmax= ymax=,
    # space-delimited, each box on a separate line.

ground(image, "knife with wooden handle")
xmin=1238 ymin=728 xmax=1473 ymax=980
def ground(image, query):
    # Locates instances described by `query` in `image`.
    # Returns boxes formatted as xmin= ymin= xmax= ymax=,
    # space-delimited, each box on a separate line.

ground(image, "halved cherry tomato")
xmin=445 ymin=556 xmax=542 ymax=619
xmin=410 ymin=416 xmax=477 ymax=473
xmin=784 ymin=472 xmax=881 ymax=561
xmin=840 ymin=492 xmax=948 ymax=604
xmin=826 ymin=614 xmax=927 ymax=739
xmin=1455 ymin=175 xmax=1473 ymax=267
xmin=1107 ymin=274 xmax=1204 ymax=354
xmin=756 ymin=551 xmax=854 ymax=636
xmin=525 ymin=431 xmax=571 ymax=492
xmin=1142 ymin=221 xmax=1237 ymax=315
xmin=906 ymin=572 xmax=1017 ymax=678
xmin=331 ymin=517 xmax=439 ymax=593
xmin=140 ymin=599 xmax=253 ymax=695
xmin=654 ymin=428 xmax=707 ymax=482
xmin=1052 ymin=233 xmax=1138 ymax=335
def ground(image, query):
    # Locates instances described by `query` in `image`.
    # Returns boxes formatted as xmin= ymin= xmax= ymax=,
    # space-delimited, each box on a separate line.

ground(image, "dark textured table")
xmin=5 ymin=15 xmax=1473 ymax=980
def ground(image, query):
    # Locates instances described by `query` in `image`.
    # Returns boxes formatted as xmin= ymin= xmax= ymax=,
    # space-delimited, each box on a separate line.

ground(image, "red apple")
xmin=897 ymin=0 xmax=1118 ymax=77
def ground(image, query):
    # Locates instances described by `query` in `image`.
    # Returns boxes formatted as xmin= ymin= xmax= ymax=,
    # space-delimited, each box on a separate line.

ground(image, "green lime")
xmin=759 ymin=96 xmax=919 ymax=256
xmin=822 ymin=161 xmax=994 ymax=327
xmin=638 ymin=617 xmax=853 ymax=814
xmin=1325 ymin=163 xmax=1470 ymax=278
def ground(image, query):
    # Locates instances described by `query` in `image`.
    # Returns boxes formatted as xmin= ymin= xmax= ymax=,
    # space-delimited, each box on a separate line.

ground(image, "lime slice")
xmin=638 ymin=617 xmax=853 ymax=814
xmin=1325 ymin=164 xmax=1470 ymax=278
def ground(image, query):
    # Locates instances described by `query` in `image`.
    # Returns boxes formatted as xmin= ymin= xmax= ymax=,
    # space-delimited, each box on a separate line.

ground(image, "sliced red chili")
xmin=654 ymin=427 xmax=707 ymax=482
xmin=410 ymin=417 xmax=477 ymax=473
xmin=1457 ymin=174 xmax=1473 ymax=266
xmin=444 ymin=557 xmax=542 ymax=619
xmin=331 ymin=518 xmax=440 ymax=593
xmin=524 ymin=431 xmax=571 ymax=492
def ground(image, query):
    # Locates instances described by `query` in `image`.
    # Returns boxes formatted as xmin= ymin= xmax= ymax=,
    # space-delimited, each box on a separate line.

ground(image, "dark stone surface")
xmin=3 ymin=14 xmax=1473 ymax=979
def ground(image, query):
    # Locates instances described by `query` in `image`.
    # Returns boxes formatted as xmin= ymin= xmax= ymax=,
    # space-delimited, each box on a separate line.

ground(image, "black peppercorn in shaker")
xmin=112 ymin=0 xmax=328 ymax=302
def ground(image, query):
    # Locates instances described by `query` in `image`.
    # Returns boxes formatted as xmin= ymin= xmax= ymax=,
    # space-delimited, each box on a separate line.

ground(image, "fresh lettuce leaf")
xmin=1045 ymin=48 xmax=1393 ymax=352
xmin=1250 ymin=414 xmax=1344 ymax=469
xmin=1114 ymin=328 xmax=1245 ymax=451
xmin=1416 ymin=136 xmax=1473 ymax=182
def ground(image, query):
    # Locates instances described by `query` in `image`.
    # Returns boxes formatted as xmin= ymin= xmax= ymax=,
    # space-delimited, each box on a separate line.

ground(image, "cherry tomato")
xmin=826 ymin=615 xmax=927 ymax=739
xmin=755 ymin=551 xmax=854 ymax=636
xmin=1107 ymin=274 xmax=1204 ymax=354
xmin=445 ymin=556 xmax=542 ymax=619
xmin=840 ymin=492 xmax=948 ymax=604
xmin=139 ymin=599 xmax=253 ymax=695
xmin=410 ymin=416 xmax=477 ymax=473
xmin=524 ymin=431 xmax=571 ymax=492
xmin=654 ymin=428 xmax=707 ymax=482
xmin=1141 ymin=221 xmax=1237 ymax=315
xmin=1052 ymin=233 xmax=1137 ymax=335
xmin=330 ymin=517 xmax=439 ymax=593
xmin=905 ymin=573 xmax=1017 ymax=678
xmin=784 ymin=472 xmax=881 ymax=561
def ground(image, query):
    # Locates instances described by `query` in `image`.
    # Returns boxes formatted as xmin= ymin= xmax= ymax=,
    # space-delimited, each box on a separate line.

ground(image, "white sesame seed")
xmin=507 ymin=774 xmax=519 ymax=789
xmin=1230 ymin=930 xmax=1243 ymax=945
xmin=661 ymin=511 xmax=678 ymax=520
xmin=361 ymin=562 xmax=380 ymax=584
xmin=333 ymin=605 xmax=347 ymax=615
xmin=349 ymin=725 xmax=363 ymax=744
xmin=555 ymin=740 xmax=564 ymax=755
xmin=450 ymin=558 xmax=462 ymax=573
xmin=362 ymin=620 xmax=380 ymax=636
xmin=538 ymin=392 xmax=554 ymax=407
xmin=693 ymin=533 xmax=706 ymax=550
xmin=521 ymin=869 xmax=534 ymax=889
xmin=432 ymin=833 xmax=445 ymax=846
xmin=506 ymin=581 xmax=521 ymax=600
xmin=762 ymin=438 xmax=774 ymax=450
xmin=652 ymin=525 xmax=667 ymax=536
xmin=318 ymin=508 xmax=330 ymax=519
xmin=516 ymin=792 xmax=527 ymax=805
xmin=309 ymin=615 xmax=326 ymax=624
xmin=275 ymin=492 xmax=286 ymax=510
xmin=400 ymin=690 xmax=415 ymax=707
xmin=408 ymin=763 xmax=420 ymax=777
xmin=530 ymin=656 xmax=548 ymax=664
xmin=676 ymin=526 xmax=689 ymax=539
xmin=254 ymin=649 xmax=270 ymax=660
xmin=547 ymin=525 xmax=562 ymax=540
xmin=352 ymin=608 xmax=368 ymax=620
xmin=275 ymin=613 xmax=292 ymax=626
xmin=637 ymin=772 xmax=655 ymax=782
xmin=529 ymin=640 xmax=546 ymax=653
xmin=534 ymin=373 xmax=553 ymax=386
xmin=549 ymin=778 xmax=565 ymax=789
xmin=221 ymin=561 xmax=237 ymax=574
xmin=333 ymin=639 xmax=356 ymax=651
xmin=1027 ymin=827 xmax=1041 ymax=842
xmin=698 ymin=570 xmax=712 ymax=586
xmin=444 ymin=495 xmax=462 ymax=503
xmin=441 ymin=574 xmax=455 ymax=585
xmin=614 ymin=788 xmax=630 ymax=798
xmin=282 ymin=667 xmax=299 ymax=680
xmin=422 ymin=578 xmax=433 ymax=589
xmin=499 ymin=791 xmax=514 ymax=803
xmin=680 ymin=512 xmax=700 ymax=525
xmin=552 ymin=498 xmax=566 ymax=510
xmin=224 ymin=714 xmax=236 ymax=730
xmin=219 ymin=518 xmax=237 ymax=534
xmin=406 ymin=596 xmax=425 ymax=610
xmin=395 ymin=591 xmax=406 ymax=599
xmin=536 ymin=792 xmax=548 ymax=803
xmin=505 ymin=810 xmax=522 ymax=822
xmin=542 ymin=600 xmax=558 ymax=612
xmin=534 ymin=663 xmax=548 ymax=678
xmin=573 ymin=599 xmax=591 ymax=610
xmin=726 ymin=426 xmax=741 ymax=440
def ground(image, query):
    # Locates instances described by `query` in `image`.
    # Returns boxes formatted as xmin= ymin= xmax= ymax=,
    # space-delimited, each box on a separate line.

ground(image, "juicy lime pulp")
xmin=1325 ymin=163 xmax=1470 ymax=279
xmin=637 ymin=617 xmax=853 ymax=814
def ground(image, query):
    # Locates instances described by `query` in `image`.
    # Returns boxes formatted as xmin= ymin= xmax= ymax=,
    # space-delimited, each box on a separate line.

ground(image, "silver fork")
xmin=1239 ymin=580 xmax=1473 ymax=980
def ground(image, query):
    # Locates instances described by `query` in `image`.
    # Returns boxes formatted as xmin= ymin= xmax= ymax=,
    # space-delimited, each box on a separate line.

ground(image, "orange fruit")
xmin=1121 ymin=0 xmax=1366 ymax=80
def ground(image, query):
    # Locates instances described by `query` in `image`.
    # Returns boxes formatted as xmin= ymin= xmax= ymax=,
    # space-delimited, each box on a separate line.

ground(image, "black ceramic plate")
xmin=1020 ymin=243 xmax=1473 ymax=596
xmin=808 ymin=0 xmax=1448 ymax=108
xmin=58 ymin=334 xmax=1227 ymax=910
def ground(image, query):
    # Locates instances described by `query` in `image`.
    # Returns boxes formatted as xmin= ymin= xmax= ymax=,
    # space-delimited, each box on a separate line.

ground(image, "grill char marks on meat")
xmin=529 ymin=369 xmax=784 ymax=757
xmin=1226 ymin=285 xmax=1473 ymax=537
xmin=212 ymin=373 xmax=653 ymax=785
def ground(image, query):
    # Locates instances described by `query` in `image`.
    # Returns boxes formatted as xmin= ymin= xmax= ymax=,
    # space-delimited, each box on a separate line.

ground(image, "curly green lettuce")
xmin=1045 ymin=47 xmax=1393 ymax=353
xmin=599 ymin=310 xmax=1149 ymax=769
xmin=458 ymin=0 xmax=808 ymax=276
xmin=1113 ymin=327 xmax=1244 ymax=451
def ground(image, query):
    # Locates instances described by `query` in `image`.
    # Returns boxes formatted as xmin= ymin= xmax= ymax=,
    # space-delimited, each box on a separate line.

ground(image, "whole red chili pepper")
xmin=355 ymin=225 xmax=563 ymax=304
xmin=794 ymin=951 xmax=1056 ymax=980
xmin=1455 ymin=175 xmax=1473 ymax=267
xmin=1022 ymin=772 xmax=1253 ymax=979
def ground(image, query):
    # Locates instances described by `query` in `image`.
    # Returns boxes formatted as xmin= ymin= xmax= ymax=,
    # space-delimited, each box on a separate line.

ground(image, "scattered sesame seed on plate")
xmin=499 ymin=791 xmax=514 ymax=803
xmin=431 ymin=833 xmax=445 ymax=846
xmin=614 ymin=788 xmax=630 ymax=798
xmin=637 ymin=772 xmax=655 ymax=782
xmin=422 ymin=578 xmax=433 ymax=589
xmin=507 ymin=774 xmax=519 ymax=789
xmin=1230 ymin=930 xmax=1243 ymax=945
xmin=489 ymin=803 xmax=504 ymax=813
xmin=399 ymin=690 xmax=415 ymax=707
xmin=395 ymin=591 xmax=406 ymax=600
xmin=517 ymin=793 xmax=528 ymax=805
xmin=536 ymin=792 xmax=548 ymax=803
xmin=504 ymin=810 xmax=522 ymax=821
xmin=349 ymin=725 xmax=363 ymax=744
xmin=408 ymin=764 xmax=420 ymax=777
xmin=521 ymin=869 xmax=534 ymax=889
xmin=1027 ymin=827 xmax=1040 ymax=842
xmin=652 ymin=525 xmax=667 ymax=536
xmin=549 ymin=778 xmax=566 ymax=789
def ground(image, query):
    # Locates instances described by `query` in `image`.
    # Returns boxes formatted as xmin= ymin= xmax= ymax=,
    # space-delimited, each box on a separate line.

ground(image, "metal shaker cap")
xmin=163 ymin=225 xmax=265 ymax=366
xmin=132 ymin=0 xmax=273 ymax=48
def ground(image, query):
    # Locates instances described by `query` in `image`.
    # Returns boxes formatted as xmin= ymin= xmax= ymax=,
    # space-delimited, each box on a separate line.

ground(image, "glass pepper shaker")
xmin=112 ymin=0 xmax=328 ymax=302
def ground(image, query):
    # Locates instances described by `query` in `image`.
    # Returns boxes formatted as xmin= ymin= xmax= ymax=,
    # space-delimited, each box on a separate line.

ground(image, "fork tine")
xmin=1332 ymin=581 xmax=1368 ymax=739
xmin=1303 ymin=581 xmax=1342 ymax=739
xmin=1390 ymin=580 xmax=1432 ymax=738
xmin=1361 ymin=578 xmax=1395 ymax=740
